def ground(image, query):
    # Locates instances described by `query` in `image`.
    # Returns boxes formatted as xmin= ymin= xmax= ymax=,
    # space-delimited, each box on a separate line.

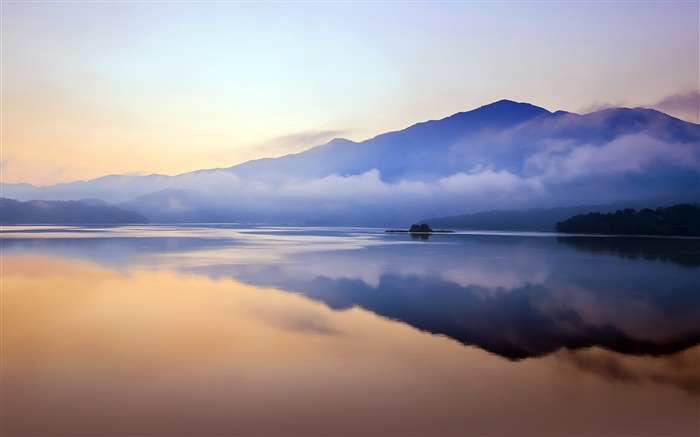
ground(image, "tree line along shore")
xmin=555 ymin=204 xmax=699 ymax=236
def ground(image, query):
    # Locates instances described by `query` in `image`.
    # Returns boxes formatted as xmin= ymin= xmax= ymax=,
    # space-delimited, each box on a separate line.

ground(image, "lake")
xmin=2 ymin=225 xmax=699 ymax=436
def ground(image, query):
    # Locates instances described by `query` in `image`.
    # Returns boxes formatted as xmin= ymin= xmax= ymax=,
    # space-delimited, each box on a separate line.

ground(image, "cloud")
xmin=577 ymin=91 xmax=700 ymax=124
xmin=578 ymin=100 xmax=626 ymax=114
xmin=120 ymin=167 xmax=549 ymax=224
xmin=649 ymin=90 xmax=700 ymax=123
xmin=245 ymin=168 xmax=547 ymax=219
xmin=202 ymin=168 xmax=538 ymax=207
xmin=526 ymin=133 xmax=699 ymax=182
xmin=250 ymin=129 xmax=352 ymax=156
xmin=168 ymin=197 xmax=188 ymax=212
xmin=437 ymin=168 xmax=545 ymax=198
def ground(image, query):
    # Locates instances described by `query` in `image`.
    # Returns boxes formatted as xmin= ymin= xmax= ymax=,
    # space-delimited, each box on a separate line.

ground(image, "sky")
xmin=2 ymin=1 xmax=699 ymax=186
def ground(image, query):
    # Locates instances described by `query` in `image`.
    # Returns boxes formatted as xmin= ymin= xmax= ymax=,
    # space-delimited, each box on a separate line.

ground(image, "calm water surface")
xmin=2 ymin=225 xmax=699 ymax=436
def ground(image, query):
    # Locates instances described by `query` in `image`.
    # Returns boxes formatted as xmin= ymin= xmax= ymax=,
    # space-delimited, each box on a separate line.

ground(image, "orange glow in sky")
xmin=2 ymin=2 xmax=698 ymax=185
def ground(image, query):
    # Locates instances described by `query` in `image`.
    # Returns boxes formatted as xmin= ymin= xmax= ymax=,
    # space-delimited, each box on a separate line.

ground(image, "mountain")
xmin=0 ymin=198 xmax=149 ymax=224
xmin=3 ymin=100 xmax=699 ymax=225
xmin=227 ymin=100 xmax=554 ymax=183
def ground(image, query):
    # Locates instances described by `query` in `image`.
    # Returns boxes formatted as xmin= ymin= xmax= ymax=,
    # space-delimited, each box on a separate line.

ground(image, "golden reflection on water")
xmin=3 ymin=255 xmax=699 ymax=436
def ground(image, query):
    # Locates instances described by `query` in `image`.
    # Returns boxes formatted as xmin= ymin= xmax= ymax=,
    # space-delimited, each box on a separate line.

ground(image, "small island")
xmin=386 ymin=223 xmax=454 ymax=234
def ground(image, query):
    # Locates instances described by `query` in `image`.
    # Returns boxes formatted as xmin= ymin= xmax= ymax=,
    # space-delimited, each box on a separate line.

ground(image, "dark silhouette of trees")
xmin=409 ymin=223 xmax=433 ymax=233
xmin=555 ymin=204 xmax=700 ymax=236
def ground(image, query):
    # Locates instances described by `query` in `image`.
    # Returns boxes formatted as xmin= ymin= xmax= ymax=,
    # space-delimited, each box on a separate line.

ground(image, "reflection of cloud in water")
xmin=554 ymin=346 xmax=700 ymax=395
xmin=1 ymin=255 xmax=452 ymax=435
xmin=533 ymin=280 xmax=699 ymax=344
xmin=250 ymin=304 xmax=342 ymax=337
xmin=233 ymin=247 xmax=551 ymax=290
xmin=178 ymin=236 xmax=699 ymax=361
xmin=3 ymin=226 xmax=699 ymax=362
xmin=211 ymin=262 xmax=700 ymax=361
xmin=4 ymin=254 xmax=699 ymax=437
xmin=255 ymin=236 xmax=553 ymax=290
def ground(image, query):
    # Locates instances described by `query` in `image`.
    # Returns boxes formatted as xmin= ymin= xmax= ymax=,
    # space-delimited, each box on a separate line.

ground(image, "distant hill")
xmin=1 ymin=99 xmax=698 ymax=225
xmin=555 ymin=204 xmax=700 ymax=236
xmin=0 ymin=198 xmax=149 ymax=224
xmin=423 ymin=200 xmax=682 ymax=231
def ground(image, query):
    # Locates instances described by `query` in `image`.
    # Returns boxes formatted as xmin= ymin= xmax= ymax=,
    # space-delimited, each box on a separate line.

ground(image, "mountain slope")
xmin=0 ymin=198 xmax=149 ymax=224
xmin=226 ymin=100 xmax=553 ymax=182
xmin=2 ymin=100 xmax=698 ymax=225
xmin=224 ymin=101 xmax=697 ymax=183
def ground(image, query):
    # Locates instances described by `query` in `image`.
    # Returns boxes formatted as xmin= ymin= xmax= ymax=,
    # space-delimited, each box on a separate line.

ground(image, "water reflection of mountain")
xmin=557 ymin=236 xmax=700 ymax=266
xmin=4 ymin=227 xmax=699 ymax=362
xmin=215 ymin=265 xmax=700 ymax=361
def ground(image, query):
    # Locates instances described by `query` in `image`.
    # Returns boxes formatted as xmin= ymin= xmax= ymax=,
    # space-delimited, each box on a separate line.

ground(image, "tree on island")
xmin=385 ymin=223 xmax=452 ymax=234
xmin=409 ymin=223 xmax=433 ymax=233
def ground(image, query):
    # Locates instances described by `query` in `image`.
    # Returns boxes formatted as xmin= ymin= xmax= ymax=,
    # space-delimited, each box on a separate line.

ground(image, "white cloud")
xmin=527 ymin=133 xmax=699 ymax=183
xmin=437 ymin=169 xmax=545 ymax=198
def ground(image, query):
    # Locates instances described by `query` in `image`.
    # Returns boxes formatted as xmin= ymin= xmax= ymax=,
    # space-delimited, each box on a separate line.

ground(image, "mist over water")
xmin=2 ymin=225 xmax=699 ymax=436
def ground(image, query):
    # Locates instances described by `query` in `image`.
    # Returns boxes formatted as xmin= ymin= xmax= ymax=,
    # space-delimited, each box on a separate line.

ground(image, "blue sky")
xmin=2 ymin=1 xmax=698 ymax=184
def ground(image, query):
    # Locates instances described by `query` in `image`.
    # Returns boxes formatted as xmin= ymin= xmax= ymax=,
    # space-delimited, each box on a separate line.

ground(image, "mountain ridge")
xmin=2 ymin=99 xmax=698 ymax=225
xmin=0 ymin=197 xmax=149 ymax=224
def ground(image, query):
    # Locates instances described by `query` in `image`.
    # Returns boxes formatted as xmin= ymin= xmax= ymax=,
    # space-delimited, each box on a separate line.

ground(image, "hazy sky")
xmin=2 ymin=1 xmax=698 ymax=185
